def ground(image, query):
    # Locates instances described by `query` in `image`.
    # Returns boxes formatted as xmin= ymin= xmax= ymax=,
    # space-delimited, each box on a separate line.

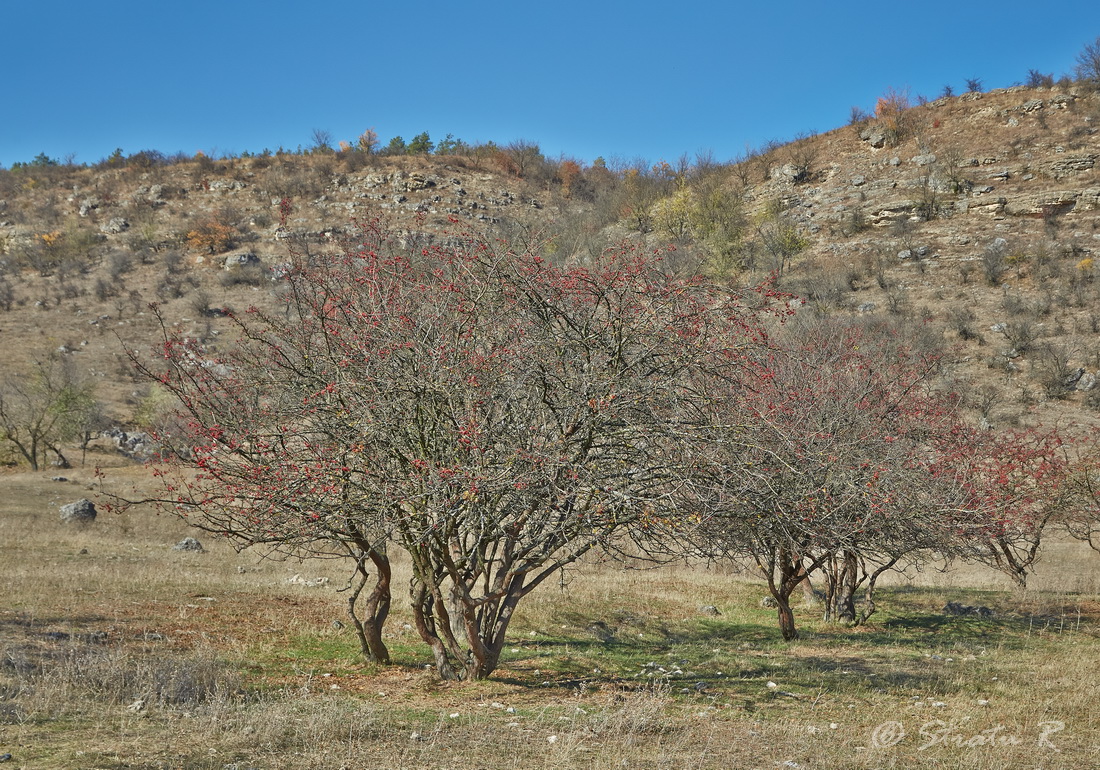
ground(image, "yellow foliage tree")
xmin=650 ymin=182 xmax=696 ymax=241
xmin=186 ymin=218 xmax=237 ymax=255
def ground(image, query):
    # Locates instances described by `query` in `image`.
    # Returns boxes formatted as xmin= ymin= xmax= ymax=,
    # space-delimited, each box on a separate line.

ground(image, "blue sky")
xmin=2 ymin=1 xmax=1096 ymax=169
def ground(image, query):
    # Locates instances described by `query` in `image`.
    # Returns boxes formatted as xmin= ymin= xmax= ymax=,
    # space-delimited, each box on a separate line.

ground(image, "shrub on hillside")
xmin=1074 ymin=35 xmax=1100 ymax=87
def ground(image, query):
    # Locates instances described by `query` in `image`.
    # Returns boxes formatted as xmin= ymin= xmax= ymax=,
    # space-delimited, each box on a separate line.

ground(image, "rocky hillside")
xmin=747 ymin=84 xmax=1100 ymax=431
xmin=1 ymin=82 xmax=1099 ymax=448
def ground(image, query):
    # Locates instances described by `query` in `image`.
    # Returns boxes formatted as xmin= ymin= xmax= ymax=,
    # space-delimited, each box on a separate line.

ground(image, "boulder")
xmin=770 ymin=163 xmax=807 ymax=183
xmin=100 ymin=426 xmax=159 ymax=458
xmin=60 ymin=498 xmax=97 ymax=524
xmin=173 ymin=537 xmax=204 ymax=552
xmin=859 ymin=127 xmax=887 ymax=148
xmin=100 ymin=217 xmax=129 ymax=234
xmin=78 ymin=197 xmax=101 ymax=217
xmin=224 ymin=252 xmax=261 ymax=271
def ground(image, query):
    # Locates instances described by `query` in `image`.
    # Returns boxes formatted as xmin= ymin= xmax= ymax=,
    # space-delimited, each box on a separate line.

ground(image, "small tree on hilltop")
xmin=406 ymin=132 xmax=434 ymax=155
xmin=125 ymin=220 xmax=778 ymax=680
xmin=356 ymin=129 xmax=379 ymax=154
xmin=874 ymin=86 xmax=911 ymax=146
xmin=1074 ymin=35 xmax=1100 ymax=87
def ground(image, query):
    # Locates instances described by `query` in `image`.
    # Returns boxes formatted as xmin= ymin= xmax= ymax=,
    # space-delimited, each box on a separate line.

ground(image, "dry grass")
xmin=2 ymin=469 xmax=1099 ymax=768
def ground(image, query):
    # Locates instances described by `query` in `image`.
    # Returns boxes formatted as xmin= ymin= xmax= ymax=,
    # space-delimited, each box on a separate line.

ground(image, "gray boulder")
xmin=100 ymin=426 xmax=158 ymax=458
xmin=224 ymin=252 xmax=261 ymax=271
xmin=859 ymin=127 xmax=887 ymax=148
xmin=100 ymin=217 xmax=129 ymax=234
xmin=173 ymin=537 xmax=204 ymax=552
xmin=60 ymin=499 xmax=97 ymax=524
xmin=770 ymin=163 xmax=807 ymax=183
xmin=78 ymin=197 xmax=101 ymax=217
xmin=944 ymin=601 xmax=992 ymax=617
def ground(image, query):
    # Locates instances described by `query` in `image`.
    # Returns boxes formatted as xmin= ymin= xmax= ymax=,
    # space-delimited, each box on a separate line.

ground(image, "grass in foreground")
xmin=1 ymin=469 xmax=1098 ymax=768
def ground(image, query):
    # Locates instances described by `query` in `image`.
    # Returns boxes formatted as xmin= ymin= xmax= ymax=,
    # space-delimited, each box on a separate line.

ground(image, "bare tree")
xmin=0 ymin=354 xmax=100 ymax=471
xmin=310 ymin=128 xmax=334 ymax=154
xmin=1074 ymin=36 xmax=1100 ymax=86
xmin=125 ymin=221 xmax=775 ymax=680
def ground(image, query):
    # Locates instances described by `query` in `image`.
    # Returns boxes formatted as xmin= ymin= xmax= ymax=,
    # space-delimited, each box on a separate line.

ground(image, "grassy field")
xmin=2 ymin=466 xmax=1099 ymax=769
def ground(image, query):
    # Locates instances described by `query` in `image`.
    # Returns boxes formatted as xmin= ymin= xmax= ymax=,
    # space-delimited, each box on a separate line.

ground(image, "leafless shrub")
xmin=156 ymin=271 xmax=195 ymax=301
xmin=1032 ymin=342 xmax=1079 ymax=399
xmin=1001 ymin=292 xmax=1026 ymax=316
xmin=190 ymin=288 xmax=212 ymax=317
xmin=1000 ymin=319 xmax=1042 ymax=354
xmin=1027 ymin=69 xmax=1055 ymax=89
xmin=106 ymin=250 xmax=132 ymax=280
xmin=982 ymin=238 xmax=1010 ymax=286
xmin=218 ymin=262 xmax=266 ymax=288
xmin=161 ymin=250 xmax=184 ymax=274
xmin=885 ymin=285 xmax=910 ymax=315
xmin=93 ymin=277 xmax=118 ymax=301
xmin=971 ymin=384 xmax=1003 ymax=421
xmin=948 ymin=306 xmax=984 ymax=343
xmin=0 ymin=276 xmax=13 ymax=311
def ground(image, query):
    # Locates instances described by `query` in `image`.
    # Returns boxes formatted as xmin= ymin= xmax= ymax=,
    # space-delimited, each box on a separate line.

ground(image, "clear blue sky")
xmin=2 ymin=1 xmax=1095 ymax=169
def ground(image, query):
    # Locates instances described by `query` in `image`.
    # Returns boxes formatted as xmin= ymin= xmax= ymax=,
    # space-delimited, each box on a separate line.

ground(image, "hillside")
xmin=5 ymin=83 xmax=1100 ymax=770
xmin=1 ymin=83 xmax=1099 ymax=441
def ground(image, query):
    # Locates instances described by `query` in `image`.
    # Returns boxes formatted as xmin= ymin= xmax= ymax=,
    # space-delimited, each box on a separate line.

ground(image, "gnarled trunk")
xmin=346 ymin=547 xmax=392 ymax=664
xmin=763 ymin=546 xmax=812 ymax=641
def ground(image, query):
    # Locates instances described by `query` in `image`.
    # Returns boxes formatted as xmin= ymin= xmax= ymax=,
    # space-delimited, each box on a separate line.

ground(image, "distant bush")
xmin=874 ymin=86 xmax=911 ymax=146
xmin=981 ymin=238 xmax=1010 ymax=286
xmin=407 ymin=132 xmax=434 ymax=155
xmin=126 ymin=150 xmax=169 ymax=169
xmin=186 ymin=211 xmax=239 ymax=255
xmin=1026 ymin=69 xmax=1055 ymax=88
xmin=381 ymin=136 xmax=407 ymax=156
xmin=1074 ymin=35 xmax=1100 ymax=87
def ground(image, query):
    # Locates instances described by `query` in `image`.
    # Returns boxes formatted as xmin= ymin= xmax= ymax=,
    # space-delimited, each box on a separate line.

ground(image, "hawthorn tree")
xmin=130 ymin=221 xmax=776 ymax=680
xmin=945 ymin=427 xmax=1068 ymax=588
xmin=1060 ymin=445 xmax=1100 ymax=553
xmin=683 ymin=317 xmax=1027 ymax=639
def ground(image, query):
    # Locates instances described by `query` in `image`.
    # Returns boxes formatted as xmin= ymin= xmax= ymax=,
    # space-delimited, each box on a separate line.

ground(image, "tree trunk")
xmin=764 ymin=546 xmax=805 ymax=641
xmin=411 ymin=581 xmax=461 ymax=680
xmin=776 ymin=594 xmax=799 ymax=641
xmin=346 ymin=548 xmax=391 ymax=664
xmin=832 ymin=550 xmax=859 ymax=624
